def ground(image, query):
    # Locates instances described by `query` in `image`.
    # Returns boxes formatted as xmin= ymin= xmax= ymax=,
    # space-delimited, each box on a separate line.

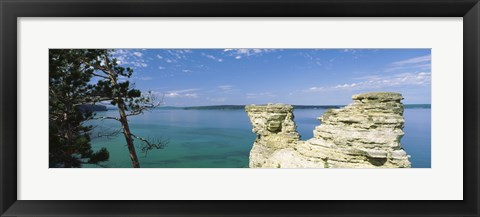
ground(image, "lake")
xmin=87 ymin=107 xmax=431 ymax=168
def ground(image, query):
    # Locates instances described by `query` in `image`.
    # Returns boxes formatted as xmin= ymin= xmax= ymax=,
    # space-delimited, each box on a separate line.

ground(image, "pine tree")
xmin=50 ymin=49 xmax=166 ymax=168
xmin=49 ymin=49 xmax=109 ymax=167
xmin=84 ymin=49 xmax=166 ymax=168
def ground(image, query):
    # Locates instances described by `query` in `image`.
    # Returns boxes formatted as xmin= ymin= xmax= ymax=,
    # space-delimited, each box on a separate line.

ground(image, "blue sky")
xmin=112 ymin=49 xmax=431 ymax=106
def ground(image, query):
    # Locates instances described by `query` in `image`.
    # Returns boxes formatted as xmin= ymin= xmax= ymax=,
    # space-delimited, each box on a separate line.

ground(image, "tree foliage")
xmin=85 ymin=49 xmax=167 ymax=168
xmin=49 ymin=49 xmax=109 ymax=167
xmin=49 ymin=49 xmax=166 ymax=168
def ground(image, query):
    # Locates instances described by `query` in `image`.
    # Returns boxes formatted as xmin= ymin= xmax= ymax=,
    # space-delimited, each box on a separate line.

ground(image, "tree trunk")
xmin=117 ymin=101 xmax=141 ymax=168
xmin=104 ymin=55 xmax=141 ymax=168
xmin=64 ymin=95 xmax=73 ymax=168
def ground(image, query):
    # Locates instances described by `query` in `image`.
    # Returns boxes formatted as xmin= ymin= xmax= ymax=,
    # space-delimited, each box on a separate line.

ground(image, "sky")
xmin=111 ymin=49 xmax=431 ymax=106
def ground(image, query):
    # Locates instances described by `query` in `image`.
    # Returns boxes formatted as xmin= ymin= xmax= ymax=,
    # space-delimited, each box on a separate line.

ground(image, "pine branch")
xmin=130 ymin=133 xmax=168 ymax=157
xmin=91 ymin=72 xmax=110 ymax=79
xmin=91 ymin=116 xmax=121 ymax=121
xmin=95 ymin=128 xmax=122 ymax=139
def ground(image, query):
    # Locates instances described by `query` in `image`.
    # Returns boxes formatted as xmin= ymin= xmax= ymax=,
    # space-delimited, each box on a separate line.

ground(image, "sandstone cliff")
xmin=245 ymin=92 xmax=411 ymax=168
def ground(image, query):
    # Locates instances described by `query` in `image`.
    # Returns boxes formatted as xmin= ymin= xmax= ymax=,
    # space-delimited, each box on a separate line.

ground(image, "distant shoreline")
xmin=98 ymin=104 xmax=431 ymax=111
xmin=164 ymin=104 xmax=431 ymax=110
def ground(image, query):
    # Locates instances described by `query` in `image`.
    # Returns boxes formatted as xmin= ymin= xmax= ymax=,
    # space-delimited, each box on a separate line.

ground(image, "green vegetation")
xmin=49 ymin=49 xmax=166 ymax=168
xmin=49 ymin=49 xmax=110 ymax=167
xmin=78 ymin=104 xmax=108 ymax=112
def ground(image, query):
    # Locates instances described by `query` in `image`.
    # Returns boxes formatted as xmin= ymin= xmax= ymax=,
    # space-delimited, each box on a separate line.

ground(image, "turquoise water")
xmin=87 ymin=108 xmax=431 ymax=168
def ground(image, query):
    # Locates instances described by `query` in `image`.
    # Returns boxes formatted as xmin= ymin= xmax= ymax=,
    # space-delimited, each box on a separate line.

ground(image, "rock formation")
xmin=245 ymin=92 xmax=411 ymax=168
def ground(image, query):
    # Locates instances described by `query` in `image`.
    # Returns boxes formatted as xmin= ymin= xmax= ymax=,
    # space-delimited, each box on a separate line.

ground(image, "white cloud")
xmin=341 ymin=49 xmax=358 ymax=54
xmin=218 ymin=85 xmax=233 ymax=90
xmin=156 ymin=50 xmax=205 ymax=73
xmin=160 ymin=50 xmax=193 ymax=65
xmin=334 ymin=83 xmax=357 ymax=88
xmin=223 ymin=49 xmax=277 ymax=59
xmin=132 ymin=62 xmax=148 ymax=67
xmin=166 ymin=49 xmax=192 ymax=61
xmin=295 ymin=50 xmax=331 ymax=68
xmin=163 ymin=89 xmax=200 ymax=98
xmin=112 ymin=49 xmax=149 ymax=68
xmin=386 ymin=55 xmax=431 ymax=72
xmin=306 ymin=72 xmax=431 ymax=92
xmin=217 ymin=85 xmax=236 ymax=93
xmin=246 ymin=92 xmax=276 ymax=99
xmin=202 ymin=53 xmax=224 ymax=62
xmin=165 ymin=92 xmax=179 ymax=97
xmin=392 ymin=55 xmax=431 ymax=66
xmin=308 ymin=87 xmax=324 ymax=92
xmin=385 ymin=63 xmax=431 ymax=72
xmin=341 ymin=49 xmax=361 ymax=59
xmin=132 ymin=76 xmax=152 ymax=81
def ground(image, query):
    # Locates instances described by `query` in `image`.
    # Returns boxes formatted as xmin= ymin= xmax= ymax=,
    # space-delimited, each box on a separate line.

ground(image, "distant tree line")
xmin=49 ymin=49 xmax=166 ymax=168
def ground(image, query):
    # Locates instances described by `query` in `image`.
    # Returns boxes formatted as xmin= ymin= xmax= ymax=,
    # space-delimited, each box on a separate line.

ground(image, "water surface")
xmin=88 ymin=107 xmax=431 ymax=168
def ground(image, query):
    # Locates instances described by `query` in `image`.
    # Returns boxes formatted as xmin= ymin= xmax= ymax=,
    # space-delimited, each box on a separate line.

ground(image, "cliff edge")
xmin=245 ymin=92 xmax=411 ymax=168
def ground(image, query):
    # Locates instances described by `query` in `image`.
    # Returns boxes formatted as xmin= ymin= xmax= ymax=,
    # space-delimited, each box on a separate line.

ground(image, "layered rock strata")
xmin=245 ymin=92 xmax=411 ymax=168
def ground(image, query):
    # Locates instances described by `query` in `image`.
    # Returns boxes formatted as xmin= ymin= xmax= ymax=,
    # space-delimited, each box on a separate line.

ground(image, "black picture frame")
xmin=1 ymin=0 xmax=479 ymax=216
